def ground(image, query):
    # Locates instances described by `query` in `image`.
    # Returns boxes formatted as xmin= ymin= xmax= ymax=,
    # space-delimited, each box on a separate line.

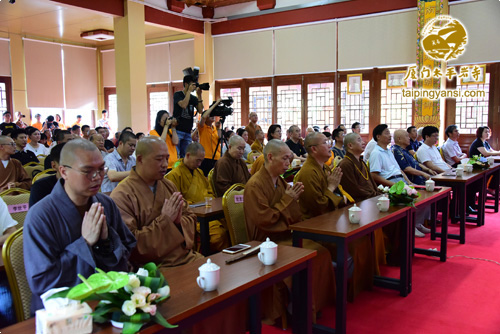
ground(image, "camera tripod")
xmin=213 ymin=115 xmax=229 ymax=160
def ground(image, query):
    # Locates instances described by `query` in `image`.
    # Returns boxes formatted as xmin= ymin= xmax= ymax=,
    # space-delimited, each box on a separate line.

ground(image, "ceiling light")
xmin=80 ymin=30 xmax=114 ymax=42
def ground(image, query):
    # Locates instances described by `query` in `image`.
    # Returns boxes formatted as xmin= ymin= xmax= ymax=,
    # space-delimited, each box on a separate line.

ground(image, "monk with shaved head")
xmin=24 ymin=139 xmax=136 ymax=312
xmin=111 ymin=136 xmax=202 ymax=268
xmin=212 ymin=135 xmax=251 ymax=196
xmin=0 ymin=135 xmax=31 ymax=191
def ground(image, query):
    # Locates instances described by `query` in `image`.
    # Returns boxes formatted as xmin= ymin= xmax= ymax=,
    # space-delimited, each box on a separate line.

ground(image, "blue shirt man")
xmin=392 ymin=144 xmax=427 ymax=185
xmin=101 ymin=132 xmax=137 ymax=193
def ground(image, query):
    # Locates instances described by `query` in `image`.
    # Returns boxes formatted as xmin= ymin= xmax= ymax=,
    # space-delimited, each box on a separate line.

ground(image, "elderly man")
xmin=416 ymin=126 xmax=452 ymax=173
xmin=96 ymin=126 xmax=115 ymax=153
xmin=245 ymin=112 xmax=262 ymax=145
xmin=442 ymin=124 xmax=467 ymax=167
xmin=286 ymin=125 xmax=307 ymax=162
xmin=392 ymin=129 xmax=436 ymax=185
xmin=250 ymin=129 xmax=265 ymax=153
xmin=406 ymin=126 xmax=421 ymax=155
xmin=111 ymin=137 xmax=202 ymax=268
xmin=212 ymin=135 xmax=251 ymax=197
xmin=101 ymin=131 xmax=136 ymax=193
xmin=90 ymin=133 xmax=108 ymax=159
xmin=11 ymin=128 xmax=39 ymax=165
xmin=0 ymin=135 xmax=31 ymax=191
xmin=331 ymin=127 xmax=346 ymax=158
xmin=244 ymin=139 xmax=335 ymax=320
xmin=198 ymin=98 xmax=222 ymax=176
xmin=24 ymin=139 xmax=136 ymax=313
xmin=166 ymin=142 xmax=229 ymax=252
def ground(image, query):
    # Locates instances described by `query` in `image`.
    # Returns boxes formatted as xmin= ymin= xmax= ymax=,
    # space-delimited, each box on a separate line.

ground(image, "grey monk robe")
xmin=24 ymin=179 xmax=136 ymax=313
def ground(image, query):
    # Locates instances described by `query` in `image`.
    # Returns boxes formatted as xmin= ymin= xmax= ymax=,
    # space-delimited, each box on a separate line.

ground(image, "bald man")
xmin=392 ymin=129 xmax=436 ymax=185
xmin=0 ymin=135 xmax=31 ymax=191
xmin=166 ymin=142 xmax=229 ymax=252
xmin=245 ymin=112 xmax=262 ymax=144
xmin=212 ymin=135 xmax=251 ymax=196
xmin=111 ymin=137 xmax=202 ymax=268
xmin=244 ymin=139 xmax=335 ymax=321
xmin=24 ymin=139 xmax=136 ymax=313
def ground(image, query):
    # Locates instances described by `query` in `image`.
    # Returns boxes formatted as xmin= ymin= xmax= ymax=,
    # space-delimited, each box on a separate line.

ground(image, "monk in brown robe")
xmin=212 ymin=135 xmax=251 ymax=196
xmin=0 ymin=135 xmax=31 ymax=191
xmin=244 ymin=139 xmax=335 ymax=321
xmin=166 ymin=142 xmax=229 ymax=252
xmin=250 ymin=153 xmax=264 ymax=176
xmin=250 ymin=129 xmax=265 ymax=153
xmin=297 ymin=132 xmax=379 ymax=301
xmin=245 ymin=112 xmax=262 ymax=145
xmin=339 ymin=133 xmax=387 ymax=266
xmin=111 ymin=136 xmax=202 ymax=268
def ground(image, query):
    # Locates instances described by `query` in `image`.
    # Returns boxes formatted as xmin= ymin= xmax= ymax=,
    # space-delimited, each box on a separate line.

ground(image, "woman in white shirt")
xmin=25 ymin=127 xmax=50 ymax=156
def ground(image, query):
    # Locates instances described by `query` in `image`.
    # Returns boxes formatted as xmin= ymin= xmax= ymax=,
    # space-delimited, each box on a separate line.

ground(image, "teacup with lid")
xmin=258 ymin=237 xmax=278 ymax=265
xmin=197 ymin=259 xmax=220 ymax=291
xmin=348 ymin=204 xmax=362 ymax=224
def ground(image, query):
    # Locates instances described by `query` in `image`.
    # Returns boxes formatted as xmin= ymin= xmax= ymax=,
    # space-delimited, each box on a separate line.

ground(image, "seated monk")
xmin=297 ymin=132 xmax=380 ymax=301
xmin=111 ymin=136 xmax=203 ymax=268
xmin=166 ymin=142 xmax=229 ymax=252
xmin=338 ymin=132 xmax=387 ymax=267
xmin=250 ymin=129 xmax=265 ymax=153
xmin=244 ymin=139 xmax=335 ymax=322
xmin=0 ymin=135 xmax=31 ymax=191
xmin=212 ymin=135 xmax=251 ymax=196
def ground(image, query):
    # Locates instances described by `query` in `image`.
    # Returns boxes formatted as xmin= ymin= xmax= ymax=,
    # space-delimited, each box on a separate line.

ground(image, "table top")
xmin=189 ymin=197 xmax=223 ymax=217
xmin=430 ymin=167 xmax=487 ymax=183
xmin=290 ymin=195 xmax=411 ymax=238
xmin=413 ymin=186 xmax=451 ymax=207
xmin=2 ymin=241 xmax=316 ymax=334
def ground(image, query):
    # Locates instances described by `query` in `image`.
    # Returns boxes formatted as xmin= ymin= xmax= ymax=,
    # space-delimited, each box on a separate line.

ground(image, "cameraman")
xmin=173 ymin=75 xmax=204 ymax=158
xmin=198 ymin=98 xmax=221 ymax=176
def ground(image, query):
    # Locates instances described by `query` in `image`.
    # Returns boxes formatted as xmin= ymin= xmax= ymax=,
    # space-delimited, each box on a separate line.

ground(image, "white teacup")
xmin=348 ymin=204 xmax=362 ymax=224
xmin=464 ymin=164 xmax=472 ymax=172
xmin=456 ymin=167 xmax=464 ymax=177
xmin=425 ymin=179 xmax=435 ymax=192
xmin=197 ymin=259 xmax=220 ymax=292
xmin=376 ymin=196 xmax=390 ymax=212
xmin=258 ymin=237 xmax=278 ymax=265
xmin=487 ymin=157 xmax=495 ymax=165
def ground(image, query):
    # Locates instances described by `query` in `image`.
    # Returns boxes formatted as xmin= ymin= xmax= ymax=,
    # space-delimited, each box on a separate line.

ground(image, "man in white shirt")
xmin=442 ymin=125 xmax=467 ymax=167
xmin=416 ymin=126 xmax=452 ymax=173
xmin=363 ymin=138 xmax=377 ymax=162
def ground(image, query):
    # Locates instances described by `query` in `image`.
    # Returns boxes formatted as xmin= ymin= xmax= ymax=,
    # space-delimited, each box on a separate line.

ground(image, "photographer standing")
xmin=173 ymin=75 xmax=204 ymax=158
xmin=150 ymin=110 xmax=179 ymax=172
xmin=198 ymin=98 xmax=221 ymax=176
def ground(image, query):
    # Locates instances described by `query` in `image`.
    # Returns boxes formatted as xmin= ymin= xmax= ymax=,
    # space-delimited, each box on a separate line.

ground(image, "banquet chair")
xmin=2 ymin=228 xmax=32 ymax=322
xmin=208 ymin=168 xmax=216 ymax=197
xmin=23 ymin=162 xmax=44 ymax=179
xmin=32 ymin=168 xmax=57 ymax=183
xmin=36 ymin=154 xmax=47 ymax=166
xmin=222 ymin=184 xmax=248 ymax=245
xmin=0 ymin=188 xmax=30 ymax=228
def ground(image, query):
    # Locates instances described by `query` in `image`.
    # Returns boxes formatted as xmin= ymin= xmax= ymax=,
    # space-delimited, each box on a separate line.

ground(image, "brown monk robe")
xmin=245 ymin=112 xmax=262 ymax=145
xmin=212 ymin=135 xmax=251 ymax=196
xmin=112 ymin=137 xmax=246 ymax=334
xmin=338 ymin=133 xmax=386 ymax=266
xmin=244 ymin=139 xmax=335 ymax=322
xmin=297 ymin=132 xmax=379 ymax=301
xmin=250 ymin=153 xmax=265 ymax=176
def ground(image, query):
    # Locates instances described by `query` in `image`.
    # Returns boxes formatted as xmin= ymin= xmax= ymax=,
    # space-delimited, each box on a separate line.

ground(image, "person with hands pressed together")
xmin=0 ymin=135 xmax=31 ymax=191
xmin=198 ymin=98 xmax=222 ymax=176
xmin=23 ymin=139 xmax=136 ymax=313
xmin=111 ymin=136 xmax=202 ymax=268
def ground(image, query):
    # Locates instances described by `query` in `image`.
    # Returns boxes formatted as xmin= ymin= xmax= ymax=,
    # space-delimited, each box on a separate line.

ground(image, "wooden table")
xmin=290 ymin=196 xmax=412 ymax=334
xmin=2 ymin=242 xmax=316 ymax=334
xmin=412 ymin=187 xmax=451 ymax=262
xmin=431 ymin=168 xmax=487 ymax=244
xmin=190 ymin=197 xmax=225 ymax=256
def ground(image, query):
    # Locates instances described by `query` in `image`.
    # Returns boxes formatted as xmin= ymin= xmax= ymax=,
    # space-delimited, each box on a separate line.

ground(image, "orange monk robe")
xmin=244 ymin=166 xmax=335 ymax=316
xmin=250 ymin=154 xmax=265 ymax=176
xmin=111 ymin=168 xmax=203 ymax=268
xmin=245 ymin=122 xmax=262 ymax=145
xmin=296 ymin=156 xmax=379 ymax=301
xmin=166 ymin=160 xmax=230 ymax=252
xmin=338 ymin=152 xmax=387 ymax=266
xmin=250 ymin=139 xmax=263 ymax=154
xmin=150 ymin=129 xmax=178 ymax=170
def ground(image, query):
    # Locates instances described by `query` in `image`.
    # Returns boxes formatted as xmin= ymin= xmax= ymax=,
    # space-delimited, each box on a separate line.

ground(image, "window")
xmin=30 ymin=108 xmax=64 ymax=127
xmin=307 ymin=82 xmax=334 ymax=131
xmin=65 ymin=109 xmax=94 ymax=130
xmin=380 ymin=79 xmax=413 ymax=134
xmin=219 ymin=87 xmax=241 ymax=131
xmin=0 ymin=82 xmax=7 ymax=115
xmin=340 ymin=80 xmax=370 ymax=134
xmin=249 ymin=86 xmax=272 ymax=136
xmin=455 ymin=73 xmax=490 ymax=134
xmin=276 ymin=84 xmax=301 ymax=139
xmin=149 ymin=91 xmax=169 ymax=131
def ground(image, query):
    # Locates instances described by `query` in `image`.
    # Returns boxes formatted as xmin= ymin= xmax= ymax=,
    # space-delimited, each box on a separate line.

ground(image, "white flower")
xmin=122 ymin=300 xmax=136 ymax=316
xmin=378 ymin=184 xmax=384 ymax=191
xmin=131 ymin=293 xmax=146 ymax=308
xmin=157 ymin=285 xmax=170 ymax=298
xmin=140 ymin=304 xmax=157 ymax=316
xmin=384 ymin=186 xmax=390 ymax=193
xmin=124 ymin=274 xmax=141 ymax=293
xmin=132 ymin=286 xmax=151 ymax=297
xmin=136 ymin=268 xmax=149 ymax=277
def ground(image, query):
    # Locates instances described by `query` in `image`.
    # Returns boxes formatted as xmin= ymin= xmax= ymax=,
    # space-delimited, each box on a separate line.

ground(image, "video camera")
xmin=183 ymin=66 xmax=210 ymax=91
xmin=209 ymin=97 xmax=234 ymax=118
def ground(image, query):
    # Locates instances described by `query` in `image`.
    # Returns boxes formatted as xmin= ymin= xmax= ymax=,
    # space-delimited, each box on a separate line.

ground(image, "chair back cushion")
xmin=2 ymin=228 xmax=32 ymax=322
xmin=222 ymin=184 xmax=248 ymax=245
xmin=23 ymin=165 xmax=44 ymax=179
xmin=1 ymin=191 xmax=30 ymax=228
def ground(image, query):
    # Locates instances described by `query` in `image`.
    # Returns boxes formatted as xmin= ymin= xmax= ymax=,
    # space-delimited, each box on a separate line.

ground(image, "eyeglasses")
xmin=0 ymin=143 xmax=16 ymax=147
xmin=63 ymin=165 xmax=108 ymax=180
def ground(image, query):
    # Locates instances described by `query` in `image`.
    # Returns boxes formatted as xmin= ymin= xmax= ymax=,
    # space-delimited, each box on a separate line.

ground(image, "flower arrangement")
xmin=469 ymin=155 xmax=489 ymax=169
xmin=49 ymin=262 xmax=176 ymax=334
xmin=387 ymin=181 xmax=420 ymax=207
